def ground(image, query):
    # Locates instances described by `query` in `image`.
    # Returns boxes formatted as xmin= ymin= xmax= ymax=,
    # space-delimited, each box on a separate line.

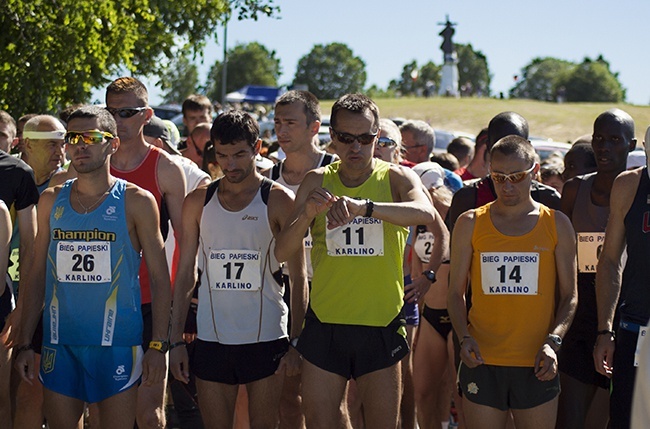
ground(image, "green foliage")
xmin=293 ymin=43 xmax=366 ymax=100
xmin=205 ymin=42 xmax=281 ymax=103
xmin=510 ymin=57 xmax=574 ymax=101
xmin=160 ymin=53 xmax=200 ymax=104
xmin=559 ymin=57 xmax=625 ymax=102
xmin=455 ymin=43 xmax=491 ymax=96
xmin=388 ymin=60 xmax=441 ymax=97
xmin=366 ymin=84 xmax=396 ymax=99
xmin=511 ymin=55 xmax=625 ymax=103
xmin=0 ymin=0 xmax=277 ymax=117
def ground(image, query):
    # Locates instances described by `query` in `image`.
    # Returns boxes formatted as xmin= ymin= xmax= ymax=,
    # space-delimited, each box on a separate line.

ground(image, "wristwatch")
xmin=148 ymin=340 xmax=170 ymax=353
xmin=422 ymin=270 xmax=436 ymax=283
xmin=546 ymin=334 xmax=562 ymax=350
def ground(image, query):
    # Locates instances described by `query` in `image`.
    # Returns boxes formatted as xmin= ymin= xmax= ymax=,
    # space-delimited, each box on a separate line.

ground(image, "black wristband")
xmin=170 ymin=341 xmax=186 ymax=350
xmin=597 ymin=329 xmax=615 ymax=339
xmin=460 ymin=335 xmax=472 ymax=347
xmin=364 ymin=199 xmax=374 ymax=218
xmin=15 ymin=344 xmax=33 ymax=354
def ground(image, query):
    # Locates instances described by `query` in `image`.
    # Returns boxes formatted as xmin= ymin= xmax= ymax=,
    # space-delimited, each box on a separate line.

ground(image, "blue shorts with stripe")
xmin=39 ymin=343 xmax=143 ymax=403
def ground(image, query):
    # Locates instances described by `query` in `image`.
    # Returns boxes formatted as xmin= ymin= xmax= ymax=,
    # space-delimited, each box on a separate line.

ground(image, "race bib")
xmin=56 ymin=241 xmax=112 ymax=283
xmin=480 ymin=252 xmax=539 ymax=295
xmin=414 ymin=231 xmax=435 ymax=264
xmin=577 ymin=233 xmax=605 ymax=273
xmin=635 ymin=325 xmax=648 ymax=367
xmin=326 ymin=217 xmax=384 ymax=257
xmin=208 ymin=249 xmax=261 ymax=291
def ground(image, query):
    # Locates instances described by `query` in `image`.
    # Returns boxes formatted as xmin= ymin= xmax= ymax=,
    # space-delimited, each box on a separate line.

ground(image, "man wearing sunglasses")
xmin=276 ymin=93 xmax=437 ymax=428
xmin=183 ymin=122 xmax=212 ymax=167
xmin=556 ymin=109 xmax=636 ymax=428
xmin=14 ymin=105 xmax=171 ymax=428
xmin=448 ymin=135 xmax=577 ymax=429
xmin=105 ymin=77 xmax=186 ymax=429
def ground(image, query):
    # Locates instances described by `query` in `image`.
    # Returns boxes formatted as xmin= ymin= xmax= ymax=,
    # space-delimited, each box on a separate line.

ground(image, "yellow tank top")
xmin=311 ymin=160 xmax=408 ymax=326
xmin=469 ymin=202 xmax=558 ymax=366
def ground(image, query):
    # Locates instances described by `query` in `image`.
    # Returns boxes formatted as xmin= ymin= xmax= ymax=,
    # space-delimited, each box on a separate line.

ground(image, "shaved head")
xmin=487 ymin=112 xmax=529 ymax=149
xmin=594 ymin=108 xmax=635 ymax=141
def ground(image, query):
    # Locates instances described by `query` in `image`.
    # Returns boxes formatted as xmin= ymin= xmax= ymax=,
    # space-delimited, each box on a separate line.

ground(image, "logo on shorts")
xmin=391 ymin=345 xmax=403 ymax=357
xmin=467 ymin=382 xmax=479 ymax=395
xmin=41 ymin=347 xmax=56 ymax=374
xmin=113 ymin=364 xmax=128 ymax=382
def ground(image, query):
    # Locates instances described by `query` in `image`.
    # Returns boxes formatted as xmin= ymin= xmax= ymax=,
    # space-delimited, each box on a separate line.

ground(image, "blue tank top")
xmin=44 ymin=179 xmax=143 ymax=346
xmin=620 ymin=168 xmax=650 ymax=325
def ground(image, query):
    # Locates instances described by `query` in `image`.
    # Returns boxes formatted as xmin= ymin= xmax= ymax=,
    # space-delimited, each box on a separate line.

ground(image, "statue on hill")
xmin=437 ymin=15 xmax=459 ymax=97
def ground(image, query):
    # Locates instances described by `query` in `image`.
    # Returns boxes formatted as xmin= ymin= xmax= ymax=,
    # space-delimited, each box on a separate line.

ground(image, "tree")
xmin=205 ymin=42 xmax=281 ymax=103
xmin=388 ymin=60 xmax=440 ymax=97
xmin=0 ymin=0 xmax=278 ymax=116
xmin=160 ymin=53 xmax=200 ymax=104
xmin=293 ymin=43 xmax=366 ymax=100
xmin=510 ymin=57 xmax=574 ymax=101
xmin=558 ymin=56 xmax=625 ymax=102
xmin=455 ymin=43 xmax=491 ymax=96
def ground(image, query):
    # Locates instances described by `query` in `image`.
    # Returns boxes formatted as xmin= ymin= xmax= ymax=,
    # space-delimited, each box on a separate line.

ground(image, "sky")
xmin=135 ymin=0 xmax=650 ymax=106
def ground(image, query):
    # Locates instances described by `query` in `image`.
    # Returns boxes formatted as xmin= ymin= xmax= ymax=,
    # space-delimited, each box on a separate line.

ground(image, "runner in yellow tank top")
xmin=276 ymin=94 xmax=439 ymax=429
xmin=448 ymin=135 xmax=577 ymax=429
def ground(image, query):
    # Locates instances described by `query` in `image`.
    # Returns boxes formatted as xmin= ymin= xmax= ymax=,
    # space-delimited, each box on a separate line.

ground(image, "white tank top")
xmin=196 ymin=179 xmax=287 ymax=345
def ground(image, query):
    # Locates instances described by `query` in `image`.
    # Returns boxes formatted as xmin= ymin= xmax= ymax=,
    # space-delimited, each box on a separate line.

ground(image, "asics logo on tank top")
xmin=242 ymin=214 xmax=258 ymax=221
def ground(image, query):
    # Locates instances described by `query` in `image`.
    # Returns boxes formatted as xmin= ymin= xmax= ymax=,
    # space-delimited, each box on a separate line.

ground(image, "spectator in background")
xmin=447 ymin=136 xmax=474 ymax=171
xmin=540 ymin=159 xmax=565 ymax=194
xmin=456 ymin=128 xmax=489 ymax=181
xmin=431 ymin=152 xmax=459 ymax=172
xmin=183 ymin=122 xmax=211 ymax=167
xmin=182 ymin=94 xmax=213 ymax=135
xmin=0 ymin=111 xmax=18 ymax=153
xmin=562 ymin=141 xmax=597 ymax=182
xmin=400 ymin=120 xmax=435 ymax=165
xmin=14 ymin=114 xmax=38 ymax=158
xmin=375 ymin=118 xmax=403 ymax=165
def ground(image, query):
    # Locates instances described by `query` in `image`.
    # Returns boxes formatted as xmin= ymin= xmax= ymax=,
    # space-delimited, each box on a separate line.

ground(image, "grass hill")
xmin=320 ymin=98 xmax=650 ymax=144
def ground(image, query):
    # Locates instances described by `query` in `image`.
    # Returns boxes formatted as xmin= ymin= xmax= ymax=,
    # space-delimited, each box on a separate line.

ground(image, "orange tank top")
xmin=469 ymin=202 xmax=558 ymax=367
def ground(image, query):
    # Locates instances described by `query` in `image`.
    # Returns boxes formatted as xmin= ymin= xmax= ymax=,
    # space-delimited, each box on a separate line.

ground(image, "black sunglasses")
xmin=332 ymin=129 xmax=377 ymax=145
xmin=105 ymin=107 xmax=147 ymax=118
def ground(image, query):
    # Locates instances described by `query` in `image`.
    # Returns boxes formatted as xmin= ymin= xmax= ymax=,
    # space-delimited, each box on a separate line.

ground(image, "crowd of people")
xmin=0 ymin=79 xmax=648 ymax=429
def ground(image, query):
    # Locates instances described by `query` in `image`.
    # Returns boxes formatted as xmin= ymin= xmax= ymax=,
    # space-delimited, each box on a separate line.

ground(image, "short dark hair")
xmin=106 ymin=77 xmax=149 ymax=105
xmin=447 ymin=137 xmax=474 ymax=163
xmin=210 ymin=111 xmax=259 ymax=147
xmin=182 ymin=94 xmax=213 ymax=117
xmin=430 ymin=152 xmax=459 ymax=171
xmin=330 ymin=94 xmax=379 ymax=132
xmin=490 ymin=135 xmax=536 ymax=166
xmin=67 ymin=105 xmax=118 ymax=136
xmin=275 ymin=90 xmax=321 ymax=125
xmin=487 ymin=112 xmax=529 ymax=150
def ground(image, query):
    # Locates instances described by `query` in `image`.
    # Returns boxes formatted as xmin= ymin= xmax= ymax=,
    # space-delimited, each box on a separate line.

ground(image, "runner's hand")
xmin=326 ymin=196 xmax=364 ymax=229
xmin=594 ymin=333 xmax=615 ymax=377
xmin=14 ymin=348 xmax=35 ymax=385
xmin=305 ymin=187 xmax=337 ymax=221
xmin=459 ymin=336 xmax=484 ymax=368
xmin=404 ymin=275 xmax=431 ymax=304
xmin=170 ymin=344 xmax=190 ymax=384
xmin=534 ymin=343 xmax=558 ymax=381
xmin=142 ymin=348 xmax=167 ymax=386
xmin=276 ymin=346 xmax=302 ymax=377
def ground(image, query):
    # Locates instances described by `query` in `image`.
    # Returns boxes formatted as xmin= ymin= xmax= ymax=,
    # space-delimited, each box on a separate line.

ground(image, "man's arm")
xmin=447 ymin=210 xmax=483 ymax=367
xmin=534 ymin=210 xmax=578 ymax=381
xmin=447 ymin=185 xmax=476 ymax=234
xmin=405 ymin=209 xmax=450 ymax=303
xmin=269 ymin=184 xmax=308 ymax=376
xmin=169 ymin=188 xmax=205 ymax=384
xmin=559 ymin=177 xmax=580 ymax=220
xmin=129 ymin=186 xmax=172 ymax=386
xmin=274 ymin=169 xmax=332 ymax=263
xmin=594 ymin=171 xmax=638 ymax=376
xmin=16 ymin=205 xmax=36 ymax=289
xmin=158 ymin=151 xmax=188 ymax=242
xmin=13 ymin=190 xmax=56 ymax=383
xmin=326 ymin=165 xmax=435 ymax=229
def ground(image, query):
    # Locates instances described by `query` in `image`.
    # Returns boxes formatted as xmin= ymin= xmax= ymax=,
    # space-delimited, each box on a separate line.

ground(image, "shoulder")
xmin=269 ymin=180 xmax=295 ymax=201
xmin=124 ymin=182 xmax=157 ymax=206
xmin=455 ymin=208 xmax=478 ymax=230
xmin=387 ymin=162 xmax=420 ymax=183
xmin=611 ymin=168 xmax=643 ymax=203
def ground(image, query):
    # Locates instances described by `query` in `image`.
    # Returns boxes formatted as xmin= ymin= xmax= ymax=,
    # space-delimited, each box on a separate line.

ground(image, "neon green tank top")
xmin=311 ymin=160 xmax=408 ymax=326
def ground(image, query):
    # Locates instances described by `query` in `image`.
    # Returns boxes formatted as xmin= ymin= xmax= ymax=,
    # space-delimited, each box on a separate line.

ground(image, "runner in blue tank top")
xmin=13 ymin=106 xmax=171 ymax=429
